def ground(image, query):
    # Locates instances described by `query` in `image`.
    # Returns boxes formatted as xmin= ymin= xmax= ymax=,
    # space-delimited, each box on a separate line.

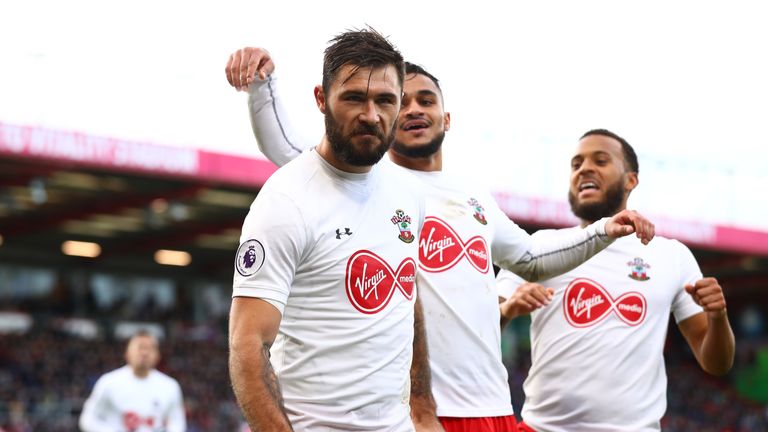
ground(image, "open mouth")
xmin=577 ymin=180 xmax=600 ymax=197
xmin=578 ymin=181 xmax=599 ymax=192
xmin=401 ymin=119 xmax=429 ymax=131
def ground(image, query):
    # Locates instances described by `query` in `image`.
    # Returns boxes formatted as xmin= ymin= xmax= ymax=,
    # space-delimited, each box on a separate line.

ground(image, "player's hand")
xmin=685 ymin=277 xmax=727 ymax=318
xmin=500 ymin=282 xmax=554 ymax=320
xmin=604 ymin=209 xmax=655 ymax=245
xmin=226 ymin=47 xmax=275 ymax=91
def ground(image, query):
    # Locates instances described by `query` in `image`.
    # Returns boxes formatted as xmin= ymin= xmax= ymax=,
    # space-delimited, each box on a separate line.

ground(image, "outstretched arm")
xmin=678 ymin=277 xmax=735 ymax=376
xmin=229 ymin=297 xmax=294 ymax=431
xmin=225 ymin=47 xmax=310 ymax=166
xmin=493 ymin=208 xmax=655 ymax=282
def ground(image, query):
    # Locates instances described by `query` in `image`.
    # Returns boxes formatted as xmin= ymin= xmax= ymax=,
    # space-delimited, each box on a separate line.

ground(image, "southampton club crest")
xmin=391 ymin=209 xmax=414 ymax=243
xmin=627 ymin=257 xmax=651 ymax=281
xmin=235 ymin=239 xmax=266 ymax=277
xmin=467 ymin=198 xmax=488 ymax=225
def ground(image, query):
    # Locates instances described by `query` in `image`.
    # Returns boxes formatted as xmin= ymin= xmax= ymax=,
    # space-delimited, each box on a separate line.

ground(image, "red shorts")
xmin=516 ymin=420 xmax=536 ymax=432
xmin=439 ymin=415 xmax=519 ymax=432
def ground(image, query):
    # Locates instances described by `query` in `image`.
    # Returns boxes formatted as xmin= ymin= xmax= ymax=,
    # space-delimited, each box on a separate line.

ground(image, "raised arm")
xmin=229 ymin=297 xmax=293 ymax=431
xmin=678 ymin=277 xmax=735 ymax=376
xmin=225 ymin=47 xmax=310 ymax=166
xmin=492 ymin=207 xmax=654 ymax=282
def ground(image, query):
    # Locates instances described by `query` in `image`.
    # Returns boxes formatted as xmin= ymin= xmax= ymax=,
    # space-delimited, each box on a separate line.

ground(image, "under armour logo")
xmin=336 ymin=228 xmax=353 ymax=239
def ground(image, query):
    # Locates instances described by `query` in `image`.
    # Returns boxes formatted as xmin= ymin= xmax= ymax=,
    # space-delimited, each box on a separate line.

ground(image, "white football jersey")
xmin=497 ymin=231 xmax=704 ymax=432
xmin=407 ymin=169 xmax=524 ymax=417
xmin=245 ymin=76 xmax=618 ymax=420
xmin=79 ymin=366 xmax=186 ymax=432
xmin=407 ymin=170 xmax=615 ymax=418
xmin=234 ymin=150 xmax=424 ymax=431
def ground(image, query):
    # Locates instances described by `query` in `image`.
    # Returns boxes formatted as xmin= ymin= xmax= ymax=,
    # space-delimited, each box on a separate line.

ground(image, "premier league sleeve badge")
xmin=235 ymin=239 xmax=266 ymax=276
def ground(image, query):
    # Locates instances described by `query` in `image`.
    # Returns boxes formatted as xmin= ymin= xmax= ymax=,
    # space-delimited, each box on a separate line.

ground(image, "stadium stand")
xmin=2 ymin=123 xmax=767 ymax=431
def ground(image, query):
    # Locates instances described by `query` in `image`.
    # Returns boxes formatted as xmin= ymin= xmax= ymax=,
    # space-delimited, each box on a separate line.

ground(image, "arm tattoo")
xmin=410 ymin=302 xmax=433 ymax=397
xmin=261 ymin=342 xmax=287 ymax=410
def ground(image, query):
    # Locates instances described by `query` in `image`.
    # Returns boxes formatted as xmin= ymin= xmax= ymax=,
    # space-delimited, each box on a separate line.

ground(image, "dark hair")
xmin=322 ymin=27 xmax=405 ymax=94
xmin=405 ymin=61 xmax=441 ymax=91
xmin=580 ymin=129 xmax=639 ymax=173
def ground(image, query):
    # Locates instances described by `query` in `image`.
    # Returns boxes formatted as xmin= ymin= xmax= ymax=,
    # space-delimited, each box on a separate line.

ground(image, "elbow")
xmin=703 ymin=358 xmax=734 ymax=377
xmin=701 ymin=348 xmax=735 ymax=377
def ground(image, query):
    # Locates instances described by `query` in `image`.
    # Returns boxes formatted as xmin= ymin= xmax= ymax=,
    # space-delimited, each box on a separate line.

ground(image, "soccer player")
xmin=79 ymin=330 xmax=186 ymax=432
xmin=228 ymin=28 xmax=438 ymax=432
xmin=497 ymin=129 xmax=735 ymax=432
xmin=225 ymin=48 xmax=655 ymax=431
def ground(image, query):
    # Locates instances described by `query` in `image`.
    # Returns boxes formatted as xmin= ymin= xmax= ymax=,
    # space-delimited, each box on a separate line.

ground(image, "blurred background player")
xmin=79 ymin=329 xmax=186 ymax=432
xmin=497 ymin=129 xmax=735 ymax=432
xmin=228 ymin=28 xmax=442 ymax=431
xmin=225 ymin=48 xmax=655 ymax=432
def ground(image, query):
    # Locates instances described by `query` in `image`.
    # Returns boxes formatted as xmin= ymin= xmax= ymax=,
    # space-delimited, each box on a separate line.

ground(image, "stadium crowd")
xmin=0 ymin=308 xmax=765 ymax=431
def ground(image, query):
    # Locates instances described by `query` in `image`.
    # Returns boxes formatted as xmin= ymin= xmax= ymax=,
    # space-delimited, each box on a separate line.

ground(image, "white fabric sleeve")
xmin=496 ymin=269 xmax=528 ymax=300
xmin=671 ymin=240 xmax=705 ymax=323
xmin=78 ymin=376 xmax=114 ymax=432
xmin=232 ymin=190 xmax=308 ymax=315
xmin=248 ymin=75 xmax=311 ymax=167
xmin=164 ymin=380 xmax=187 ymax=432
xmin=489 ymin=200 xmax=614 ymax=282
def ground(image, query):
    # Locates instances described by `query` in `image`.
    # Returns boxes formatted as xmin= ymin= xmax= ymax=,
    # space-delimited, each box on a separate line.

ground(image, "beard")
xmin=568 ymin=178 xmax=626 ymax=223
xmin=324 ymin=107 xmax=394 ymax=167
xmin=390 ymin=129 xmax=445 ymax=158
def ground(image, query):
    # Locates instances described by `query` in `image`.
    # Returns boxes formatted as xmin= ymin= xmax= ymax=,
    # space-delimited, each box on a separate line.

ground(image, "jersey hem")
xmin=435 ymin=405 xmax=514 ymax=418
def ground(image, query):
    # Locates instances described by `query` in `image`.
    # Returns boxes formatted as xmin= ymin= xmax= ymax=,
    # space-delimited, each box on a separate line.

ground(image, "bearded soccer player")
xmin=79 ymin=330 xmax=186 ymax=432
xmin=497 ymin=129 xmax=735 ymax=432
xmin=228 ymin=28 xmax=440 ymax=432
xmin=225 ymin=48 xmax=656 ymax=432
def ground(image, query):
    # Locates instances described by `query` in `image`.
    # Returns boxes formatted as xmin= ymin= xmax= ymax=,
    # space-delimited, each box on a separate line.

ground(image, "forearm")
xmin=230 ymin=338 xmax=293 ymax=431
xmin=699 ymin=311 xmax=735 ymax=376
xmin=409 ymin=297 xmax=438 ymax=421
xmin=501 ymin=218 xmax=613 ymax=282
xmin=248 ymin=76 xmax=307 ymax=166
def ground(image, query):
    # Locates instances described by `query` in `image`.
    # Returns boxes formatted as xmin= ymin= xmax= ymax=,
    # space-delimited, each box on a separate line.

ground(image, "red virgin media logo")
xmin=563 ymin=278 xmax=647 ymax=327
xmin=345 ymin=250 xmax=416 ymax=314
xmin=418 ymin=216 xmax=489 ymax=273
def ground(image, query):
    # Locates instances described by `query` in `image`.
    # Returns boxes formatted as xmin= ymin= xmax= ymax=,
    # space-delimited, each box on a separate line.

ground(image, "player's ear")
xmin=443 ymin=111 xmax=451 ymax=132
xmin=625 ymin=171 xmax=638 ymax=193
xmin=314 ymin=85 xmax=326 ymax=114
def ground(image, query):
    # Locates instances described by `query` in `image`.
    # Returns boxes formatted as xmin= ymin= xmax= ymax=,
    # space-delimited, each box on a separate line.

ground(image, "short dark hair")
xmin=405 ymin=61 xmax=441 ymax=91
xmin=322 ymin=27 xmax=405 ymax=94
xmin=580 ymin=129 xmax=639 ymax=173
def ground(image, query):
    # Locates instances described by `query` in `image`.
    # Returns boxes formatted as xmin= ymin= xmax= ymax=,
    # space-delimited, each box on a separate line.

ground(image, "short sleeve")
xmin=232 ymin=190 xmax=308 ymax=315
xmin=671 ymin=240 xmax=705 ymax=323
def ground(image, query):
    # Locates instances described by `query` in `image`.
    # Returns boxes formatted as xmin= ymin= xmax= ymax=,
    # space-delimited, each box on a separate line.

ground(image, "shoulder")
xmin=378 ymin=160 xmax=425 ymax=201
xmin=150 ymin=370 xmax=182 ymax=389
xmin=260 ymin=150 xmax=322 ymax=195
xmin=96 ymin=365 xmax=130 ymax=387
xmin=619 ymin=234 xmax=689 ymax=254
